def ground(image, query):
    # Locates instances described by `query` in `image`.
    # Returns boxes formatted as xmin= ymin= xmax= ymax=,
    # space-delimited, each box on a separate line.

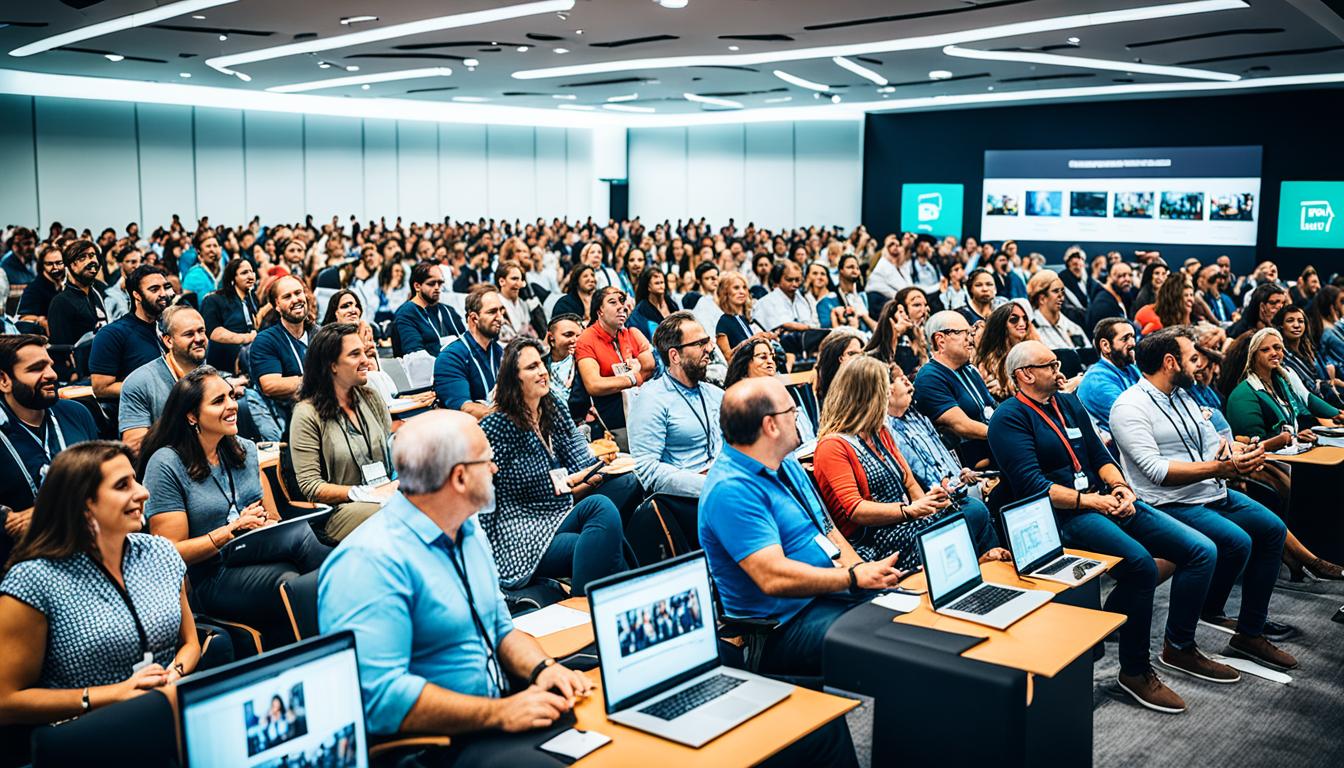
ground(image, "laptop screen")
xmin=921 ymin=516 xmax=980 ymax=603
xmin=179 ymin=634 xmax=368 ymax=768
xmin=589 ymin=553 xmax=718 ymax=712
xmin=1002 ymin=495 xmax=1063 ymax=572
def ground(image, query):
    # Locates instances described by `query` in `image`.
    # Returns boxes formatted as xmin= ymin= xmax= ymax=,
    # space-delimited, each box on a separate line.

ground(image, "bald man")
xmin=319 ymin=411 xmax=594 ymax=766
xmin=988 ymin=340 xmax=1222 ymax=715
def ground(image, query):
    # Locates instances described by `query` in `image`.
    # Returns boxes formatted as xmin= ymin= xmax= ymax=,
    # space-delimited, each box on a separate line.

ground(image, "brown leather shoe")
xmin=1117 ymin=669 xmax=1187 ymax=714
xmin=1228 ymin=634 xmax=1299 ymax=671
xmin=1159 ymin=641 xmax=1241 ymax=683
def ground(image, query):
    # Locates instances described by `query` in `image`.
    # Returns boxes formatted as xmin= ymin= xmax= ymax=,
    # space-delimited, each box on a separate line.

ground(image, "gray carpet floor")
xmin=843 ymin=568 xmax=1344 ymax=768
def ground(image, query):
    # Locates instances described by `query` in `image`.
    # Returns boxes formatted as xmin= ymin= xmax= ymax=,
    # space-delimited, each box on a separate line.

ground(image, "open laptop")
xmin=587 ymin=551 xmax=791 ymax=748
xmin=1001 ymin=493 xmax=1104 ymax=587
xmin=219 ymin=508 xmax=331 ymax=565
xmin=178 ymin=631 xmax=368 ymax=768
xmin=916 ymin=513 xmax=1052 ymax=630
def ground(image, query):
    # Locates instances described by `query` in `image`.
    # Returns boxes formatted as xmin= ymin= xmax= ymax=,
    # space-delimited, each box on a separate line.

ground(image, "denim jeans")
xmin=535 ymin=495 xmax=625 ymax=595
xmin=1057 ymin=502 xmax=1216 ymax=675
xmin=1161 ymin=490 xmax=1286 ymax=637
xmin=758 ymin=595 xmax=860 ymax=678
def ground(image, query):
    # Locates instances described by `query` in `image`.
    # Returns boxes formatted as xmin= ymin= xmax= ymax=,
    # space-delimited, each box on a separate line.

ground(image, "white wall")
xmin=627 ymin=120 xmax=863 ymax=230
xmin=0 ymin=95 xmax=606 ymax=232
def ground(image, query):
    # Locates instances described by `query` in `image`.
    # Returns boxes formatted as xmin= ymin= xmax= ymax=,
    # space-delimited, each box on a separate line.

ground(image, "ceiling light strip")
xmin=773 ymin=70 xmax=829 ymax=91
xmin=602 ymin=103 xmax=655 ymax=113
xmin=832 ymin=56 xmax=887 ymax=86
xmin=684 ymin=92 xmax=743 ymax=108
xmin=941 ymin=45 xmax=1239 ymax=81
xmin=206 ymin=0 xmax=574 ymax=75
xmin=512 ymin=0 xmax=1246 ymax=79
xmin=10 ymin=0 xmax=239 ymax=57
xmin=268 ymin=67 xmax=453 ymax=93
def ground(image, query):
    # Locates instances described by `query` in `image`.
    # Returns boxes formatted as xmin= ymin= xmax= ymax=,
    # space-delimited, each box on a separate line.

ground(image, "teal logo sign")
xmin=901 ymin=184 xmax=964 ymax=238
xmin=1278 ymin=181 xmax=1344 ymax=248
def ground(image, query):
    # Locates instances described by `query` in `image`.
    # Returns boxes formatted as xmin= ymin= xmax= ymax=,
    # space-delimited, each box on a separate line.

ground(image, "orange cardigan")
xmin=812 ymin=430 xmax=916 ymax=539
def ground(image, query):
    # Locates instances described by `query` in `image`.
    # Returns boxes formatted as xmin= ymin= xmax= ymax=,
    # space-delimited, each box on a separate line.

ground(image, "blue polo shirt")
xmin=0 ymin=399 xmax=99 ymax=512
xmin=393 ymin=302 xmax=466 ymax=357
xmin=88 ymin=314 xmax=163 ymax=382
xmin=1076 ymin=357 xmax=1140 ymax=434
xmin=318 ymin=493 xmax=514 ymax=735
xmin=432 ymin=334 xmax=501 ymax=410
xmin=699 ymin=444 xmax=837 ymax=626
xmin=987 ymin=393 xmax=1115 ymax=511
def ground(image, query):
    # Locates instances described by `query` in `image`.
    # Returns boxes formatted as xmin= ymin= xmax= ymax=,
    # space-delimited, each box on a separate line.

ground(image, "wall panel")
xmin=303 ymin=115 xmax=364 ymax=222
xmin=534 ymin=126 xmax=568 ymax=220
xmin=397 ymin=120 xmax=439 ymax=223
xmin=193 ymin=107 xmax=246 ymax=226
xmin=35 ymin=98 xmax=140 ymax=231
xmin=0 ymin=95 xmax=39 ymax=227
xmin=244 ymin=111 xmax=304 ymax=224
xmin=137 ymin=104 xmax=196 ymax=228
xmin=743 ymin=123 xmax=795 ymax=230
xmin=487 ymin=125 xmax=537 ymax=223
xmin=439 ymin=123 xmax=488 ymax=220
xmin=628 ymin=127 xmax=688 ymax=224
xmin=362 ymin=119 xmax=398 ymax=222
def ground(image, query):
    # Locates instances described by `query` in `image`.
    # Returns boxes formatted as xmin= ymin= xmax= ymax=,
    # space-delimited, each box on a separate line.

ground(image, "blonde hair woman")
xmin=715 ymin=271 xmax=773 ymax=360
xmin=811 ymin=357 xmax=1006 ymax=568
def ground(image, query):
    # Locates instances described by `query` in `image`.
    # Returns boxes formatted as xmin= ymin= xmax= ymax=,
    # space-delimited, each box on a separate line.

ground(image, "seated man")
xmin=700 ymin=376 xmax=905 ymax=678
xmin=1110 ymin=328 xmax=1296 ymax=670
xmin=988 ymin=340 xmax=1223 ymax=715
xmin=1076 ymin=317 xmax=1139 ymax=441
xmin=101 ymin=244 xmax=142 ymax=321
xmin=46 ymin=239 xmax=109 ymax=349
xmin=394 ymin=261 xmax=466 ymax=357
xmin=1085 ymin=261 xmax=1133 ymax=330
xmin=912 ymin=311 xmax=996 ymax=467
xmin=0 ymin=334 xmax=99 ymax=562
xmin=119 ymin=305 xmax=209 ymax=453
xmin=752 ymin=261 xmax=826 ymax=357
xmin=434 ymin=284 xmax=506 ymax=419
xmin=15 ymin=245 xmax=66 ymax=332
xmin=629 ymin=312 xmax=723 ymax=497
xmin=251 ymin=275 xmax=314 ymax=432
xmin=88 ymin=265 xmax=174 ymax=399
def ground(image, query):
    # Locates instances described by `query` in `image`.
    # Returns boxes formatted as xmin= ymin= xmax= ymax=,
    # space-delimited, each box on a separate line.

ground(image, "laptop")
xmin=178 ymin=631 xmax=369 ymax=768
xmin=219 ymin=509 xmax=331 ymax=566
xmin=916 ymin=513 xmax=1052 ymax=630
xmin=1001 ymin=493 xmax=1104 ymax=587
xmin=587 ymin=551 xmax=792 ymax=748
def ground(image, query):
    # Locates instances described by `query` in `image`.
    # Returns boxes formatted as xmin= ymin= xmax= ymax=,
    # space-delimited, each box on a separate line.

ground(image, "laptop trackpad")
xmin=702 ymin=695 xmax=759 ymax=721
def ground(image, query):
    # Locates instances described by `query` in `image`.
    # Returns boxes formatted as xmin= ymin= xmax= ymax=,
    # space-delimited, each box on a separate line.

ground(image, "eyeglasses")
xmin=1017 ymin=360 xmax=1062 ymax=373
xmin=455 ymin=454 xmax=496 ymax=470
xmin=1008 ymin=314 xmax=1027 ymax=324
xmin=937 ymin=328 xmax=970 ymax=338
xmin=675 ymin=337 xmax=713 ymax=350
xmin=768 ymin=405 xmax=798 ymax=419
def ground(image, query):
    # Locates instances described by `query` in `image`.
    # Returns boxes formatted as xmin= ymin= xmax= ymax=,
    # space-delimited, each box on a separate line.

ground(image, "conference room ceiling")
xmin=1 ymin=0 xmax=1342 ymax=117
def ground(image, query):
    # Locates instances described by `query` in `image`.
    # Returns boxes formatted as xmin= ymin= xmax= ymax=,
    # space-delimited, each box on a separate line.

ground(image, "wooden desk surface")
xmin=776 ymin=370 xmax=816 ymax=388
xmin=572 ymin=669 xmax=858 ymax=767
xmin=1268 ymin=445 xmax=1344 ymax=466
xmin=893 ymin=550 xmax=1125 ymax=677
xmin=897 ymin=550 xmax=1121 ymax=597
xmin=535 ymin=597 xmax=595 ymax=659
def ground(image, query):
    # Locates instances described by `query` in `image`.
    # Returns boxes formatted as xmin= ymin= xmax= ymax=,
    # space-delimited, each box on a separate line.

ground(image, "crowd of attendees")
xmin=1 ymin=212 xmax=1342 ymax=765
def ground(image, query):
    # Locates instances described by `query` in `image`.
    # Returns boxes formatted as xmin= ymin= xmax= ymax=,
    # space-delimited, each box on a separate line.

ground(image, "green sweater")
xmin=1225 ymin=373 xmax=1338 ymax=439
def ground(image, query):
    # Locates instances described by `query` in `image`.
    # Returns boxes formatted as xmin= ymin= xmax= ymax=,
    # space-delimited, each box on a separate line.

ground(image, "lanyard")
xmin=284 ymin=329 xmax=308 ymax=371
xmin=419 ymin=303 xmax=442 ymax=337
xmin=734 ymin=314 xmax=752 ymax=339
xmin=207 ymin=453 xmax=241 ymax=517
xmin=89 ymin=554 xmax=151 ymax=659
xmin=463 ymin=338 xmax=499 ymax=396
xmin=670 ymin=380 xmax=714 ymax=460
xmin=954 ymin=366 xmax=990 ymax=414
xmin=16 ymin=411 xmax=67 ymax=459
xmin=0 ymin=429 xmax=38 ymax=497
xmin=1014 ymin=393 xmax=1083 ymax=474
xmin=855 ymin=433 xmax=909 ymax=503
xmin=239 ymin=292 xmax=255 ymax=327
xmin=339 ymin=399 xmax=389 ymax=470
xmin=443 ymin=537 xmax=504 ymax=696
xmin=1143 ymin=388 xmax=1207 ymax=461
xmin=776 ymin=468 xmax=826 ymax=536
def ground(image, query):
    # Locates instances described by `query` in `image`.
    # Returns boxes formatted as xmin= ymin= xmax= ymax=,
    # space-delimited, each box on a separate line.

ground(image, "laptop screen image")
xmin=1003 ymin=495 xmax=1063 ymax=572
xmin=590 ymin=554 xmax=719 ymax=713
xmin=179 ymin=633 xmax=368 ymax=768
xmin=921 ymin=517 xmax=980 ymax=604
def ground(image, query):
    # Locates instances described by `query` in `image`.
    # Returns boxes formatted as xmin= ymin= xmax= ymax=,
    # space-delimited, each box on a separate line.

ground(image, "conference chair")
xmin=1053 ymin=347 xmax=1084 ymax=378
xmin=279 ymin=570 xmax=321 ymax=643
xmin=29 ymin=689 xmax=177 ymax=768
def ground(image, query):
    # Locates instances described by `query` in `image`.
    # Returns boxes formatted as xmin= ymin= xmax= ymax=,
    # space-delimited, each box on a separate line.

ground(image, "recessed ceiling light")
xmin=942 ymin=45 xmax=1239 ymax=81
xmin=831 ymin=94 xmax=841 ymax=103
xmin=268 ymin=66 xmax=453 ymax=93
xmin=105 ymin=53 xmax=125 ymax=62
xmin=773 ymin=69 xmax=829 ymax=91
xmin=554 ymin=48 xmax=569 ymax=54
xmin=346 ymin=65 xmax=360 ymax=71
xmin=11 ymin=0 xmax=241 ymax=57
xmin=192 ymin=15 xmax=206 ymax=20
xmin=452 ymin=96 xmax=490 ymax=102
xmin=1067 ymin=36 xmax=1081 ymax=44
xmin=318 ymin=61 xmax=331 ymax=68
xmin=552 ymin=93 xmax=577 ymax=99
xmin=928 ymin=69 xmax=953 ymax=80
xmin=603 ymin=103 xmax=655 ymax=113
xmin=179 ymin=72 xmax=192 ymax=78
xmin=340 ymin=15 xmax=379 ymax=25
xmin=463 ymin=58 xmax=480 ymax=67
xmin=517 ymin=46 xmax=529 ymax=52
xmin=878 ymin=86 xmax=895 ymax=93
xmin=832 ymin=56 xmax=887 ymax=86
xmin=218 ymin=34 xmax=227 ymax=41
xmin=607 ymin=92 xmax=639 ymax=102
xmin=657 ymin=0 xmax=689 ymax=8
xmin=684 ymin=92 xmax=743 ymax=108
xmin=575 ymin=29 xmax=583 ymax=35
xmin=361 ymin=84 xmax=370 ymax=90
xmin=728 ymin=45 xmax=739 ymax=51
xmin=763 ymin=95 xmax=792 ymax=103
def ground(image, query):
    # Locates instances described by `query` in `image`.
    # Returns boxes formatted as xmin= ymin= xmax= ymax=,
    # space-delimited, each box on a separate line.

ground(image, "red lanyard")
xmin=1014 ymin=393 xmax=1082 ymax=473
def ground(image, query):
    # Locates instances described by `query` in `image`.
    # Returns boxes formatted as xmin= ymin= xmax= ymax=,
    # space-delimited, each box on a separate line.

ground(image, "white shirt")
xmin=691 ymin=294 xmax=723 ymax=341
xmin=1031 ymin=308 xmax=1090 ymax=350
xmin=500 ymin=293 xmax=532 ymax=342
xmin=1110 ymin=378 xmax=1226 ymax=506
xmin=754 ymin=288 xmax=814 ymax=331
xmin=867 ymin=256 xmax=912 ymax=299
xmin=911 ymin=259 xmax=941 ymax=292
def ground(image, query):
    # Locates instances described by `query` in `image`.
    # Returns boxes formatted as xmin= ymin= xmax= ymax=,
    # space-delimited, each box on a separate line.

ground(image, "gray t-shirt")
xmin=120 ymin=357 xmax=177 ymax=432
xmin=144 ymin=439 xmax=263 ymax=537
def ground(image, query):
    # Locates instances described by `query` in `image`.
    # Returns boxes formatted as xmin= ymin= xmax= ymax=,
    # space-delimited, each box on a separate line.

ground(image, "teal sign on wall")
xmin=1278 ymin=181 xmax=1344 ymax=248
xmin=901 ymin=183 xmax=964 ymax=237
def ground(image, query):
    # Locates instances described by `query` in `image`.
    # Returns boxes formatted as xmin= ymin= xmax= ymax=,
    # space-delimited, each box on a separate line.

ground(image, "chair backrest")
xmin=382 ymin=357 xmax=413 ymax=393
xmin=1053 ymin=347 xmax=1084 ymax=378
xmin=279 ymin=569 xmax=321 ymax=642
xmin=30 ymin=690 xmax=177 ymax=767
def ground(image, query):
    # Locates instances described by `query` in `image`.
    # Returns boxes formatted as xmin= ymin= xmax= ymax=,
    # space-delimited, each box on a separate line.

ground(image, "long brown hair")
xmin=495 ymin=337 xmax=564 ymax=441
xmin=819 ymin=356 xmax=890 ymax=437
xmin=1154 ymin=273 xmax=1193 ymax=329
xmin=299 ymin=323 xmax=381 ymax=422
xmin=6 ymin=441 xmax=133 ymax=573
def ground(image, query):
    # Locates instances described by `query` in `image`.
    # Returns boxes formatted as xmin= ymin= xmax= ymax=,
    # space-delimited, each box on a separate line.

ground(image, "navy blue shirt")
xmin=393 ymin=302 xmax=466 ymax=357
xmin=0 ymin=399 xmax=99 ymax=512
xmin=913 ymin=358 xmax=996 ymax=465
xmin=1 ymin=251 xmax=35 ymax=286
xmin=987 ymin=392 xmax=1116 ymax=512
xmin=249 ymin=324 xmax=311 ymax=421
xmin=16 ymin=276 xmax=60 ymax=317
xmin=88 ymin=314 xmax=163 ymax=382
xmin=200 ymin=290 xmax=258 ymax=373
xmin=433 ymin=334 xmax=501 ymax=410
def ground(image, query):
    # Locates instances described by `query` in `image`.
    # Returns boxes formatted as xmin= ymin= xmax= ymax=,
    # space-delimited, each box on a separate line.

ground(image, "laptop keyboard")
xmin=639 ymin=674 xmax=746 ymax=721
xmin=948 ymin=585 xmax=1021 ymax=615
xmin=1037 ymin=555 xmax=1080 ymax=575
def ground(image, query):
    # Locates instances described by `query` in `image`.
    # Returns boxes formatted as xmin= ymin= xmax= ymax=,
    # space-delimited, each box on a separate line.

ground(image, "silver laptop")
xmin=1001 ymin=493 xmax=1104 ymax=587
xmin=587 ymin=551 xmax=791 ymax=748
xmin=917 ymin=513 xmax=1052 ymax=630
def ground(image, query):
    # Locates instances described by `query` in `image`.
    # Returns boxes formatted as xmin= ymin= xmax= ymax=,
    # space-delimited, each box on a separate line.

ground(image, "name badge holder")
xmin=1014 ymin=393 xmax=1091 ymax=494
xmin=814 ymin=533 xmax=842 ymax=561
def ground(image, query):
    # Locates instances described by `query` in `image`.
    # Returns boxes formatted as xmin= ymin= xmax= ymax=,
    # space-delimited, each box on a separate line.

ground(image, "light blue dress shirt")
xmin=317 ymin=493 xmax=514 ymax=735
xmin=628 ymin=373 xmax=723 ymax=497
xmin=1076 ymin=357 xmax=1141 ymax=435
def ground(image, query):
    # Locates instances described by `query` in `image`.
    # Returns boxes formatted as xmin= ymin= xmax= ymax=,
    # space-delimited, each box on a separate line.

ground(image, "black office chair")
xmin=279 ymin=569 xmax=322 ymax=643
xmin=29 ymin=690 xmax=177 ymax=768
xmin=1053 ymin=347 xmax=1084 ymax=378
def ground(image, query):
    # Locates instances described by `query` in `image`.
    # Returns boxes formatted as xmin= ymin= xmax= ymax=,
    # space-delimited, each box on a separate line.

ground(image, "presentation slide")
xmin=980 ymin=146 xmax=1262 ymax=247
xmin=1278 ymin=181 xmax=1344 ymax=248
xmin=900 ymin=183 xmax=964 ymax=238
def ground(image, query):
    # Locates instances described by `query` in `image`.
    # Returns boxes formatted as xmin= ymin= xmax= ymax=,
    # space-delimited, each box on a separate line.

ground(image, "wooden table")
xmin=1267 ymin=444 xmax=1344 ymax=466
xmin=570 ymin=669 xmax=857 ymax=767
xmin=534 ymin=597 xmax=596 ymax=659
xmin=1265 ymin=444 xmax=1344 ymax=561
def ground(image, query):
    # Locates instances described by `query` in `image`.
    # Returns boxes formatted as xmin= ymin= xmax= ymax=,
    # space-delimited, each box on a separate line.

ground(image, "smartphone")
xmin=976 ymin=470 xmax=1001 ymax=479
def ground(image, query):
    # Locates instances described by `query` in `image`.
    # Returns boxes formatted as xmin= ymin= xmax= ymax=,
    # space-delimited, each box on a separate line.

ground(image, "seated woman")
xmin=1026 ymin=269 xmax=1088 ymax=350
xmin=814 ymin=330 xmax=864 ymax=411
xmin=290 ymin=323 xmax=396 ymax=542
xmin=629 ymin=267 xmax=679 ymax=340
xmin=724 ymin=336 xmax=817 ymax=448
xmin=959 ymin=268 xmax=1003 ymax=326
xmin=715 ymin=272 xmax=777 ymax=361
xmin=321 ymin=288 xmax=382 ymax=342
xmin=0 ymin=442 xmax=200 ymax=725
xmin=551 ymin=263 xmax=597 ymax=322
xmin=812 ymin=357 xmax=1006 ymax=569
xmin=1134 ymin=272 xmax=1193 ymax=335
xmin=976 ymin=302 xmax=1047 ymax=400
xmin=1275 ymin=304 xmax=1340 ymax=407
xmin=864 ymin=288 xmax=928 ymax=377
xmin=143 ymin=366 xmax=330 ymax=639
xmin=480 ymin=338 xmax=629 ymax=595
xmin=1225 ymin=327 xmax=1343 ymax=449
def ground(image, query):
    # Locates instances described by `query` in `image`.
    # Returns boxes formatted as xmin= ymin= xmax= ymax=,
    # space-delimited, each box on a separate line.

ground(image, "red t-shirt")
xmin=574 ymin=323 xmax=646 ymax=376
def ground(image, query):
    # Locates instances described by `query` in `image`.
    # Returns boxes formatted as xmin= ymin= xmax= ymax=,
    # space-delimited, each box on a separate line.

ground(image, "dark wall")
xmin=861 ymin=87 xmax=1344 ymax=276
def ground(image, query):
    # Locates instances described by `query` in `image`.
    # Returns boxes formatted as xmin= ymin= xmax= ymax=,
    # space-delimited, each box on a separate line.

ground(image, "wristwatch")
xmin=847 ymin=562 xmax=863 ymax=594
xmin=529 ymin=657 xmax=557 ymax=686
